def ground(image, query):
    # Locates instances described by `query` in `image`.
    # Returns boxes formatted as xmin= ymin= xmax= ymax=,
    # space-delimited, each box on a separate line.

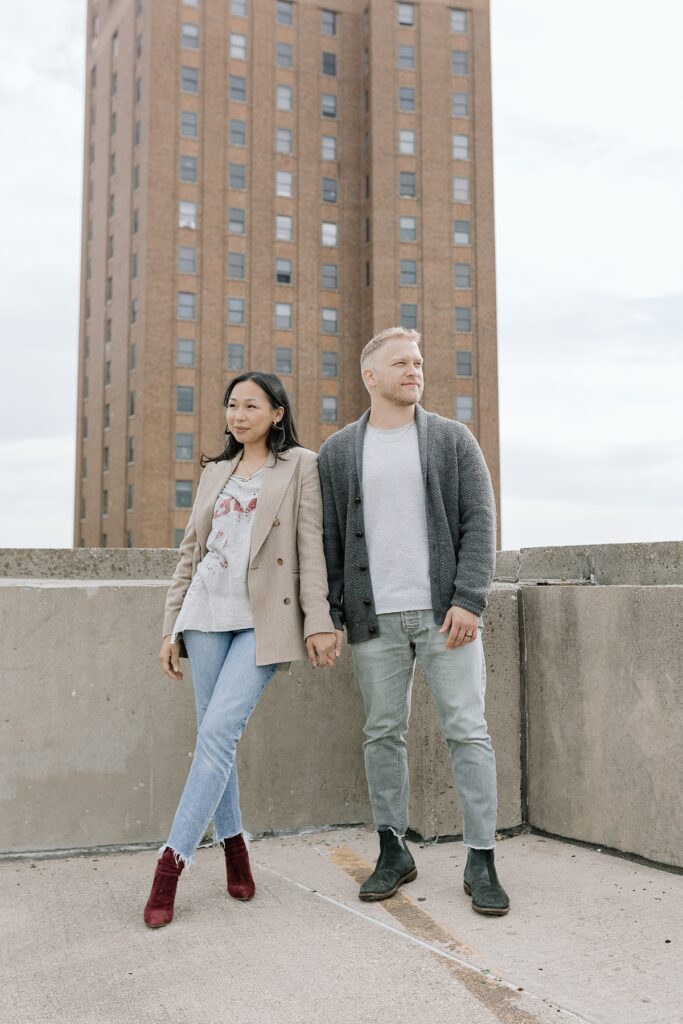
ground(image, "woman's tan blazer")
xmin=162 ymin=446 xmax=335 ymax=666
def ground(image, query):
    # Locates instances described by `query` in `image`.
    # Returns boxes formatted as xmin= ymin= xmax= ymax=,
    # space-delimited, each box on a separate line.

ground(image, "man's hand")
xmin=305 ymin=632 xmax=338 ymax=668
xmin=439 ymin=607 xmax=480 ymax=649
xmin=159 ymin=635 xmax=184 ymax=681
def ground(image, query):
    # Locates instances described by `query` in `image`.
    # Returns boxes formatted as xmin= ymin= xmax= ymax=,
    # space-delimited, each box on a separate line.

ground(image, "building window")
xmin=399 ymin=129 xmax=415 ymax=155
xmin=453 ymin=133 xmax=469 ymax=160
xmin=322 ymin=52 xmax=336 ymax=76
xmin=130 ymin=341 xmax=137 ymax=369
xmin=176 ymin=432 xmax=194 ymax=460
xmin=105 ymin=402 xmax=112 ymax=427
xmin=226 ymin=122 xmax=244 ymax=151
xmin=135 ymin=76 xmax=142 ymax=103
xmin=177 ymin=385 xmax=194 ymax=413
xmin=103 ymin=445 xmax=109 ymax=472
xmin=452 ymin=91 xmax=469 ymax=117
xmin=322 ymin=307 xmax=338 ymax=334
xmin=276 ymin=170 xmax=293 ymax=197
xmin=451 ymin=50 xmax=468 ymax=75
xmin=129 ymin=390 xmax=136 ymax=416
xmin=126 ymin=483 xmax=134 ymax=511
xmin=105 ymin=317 xmax=112 ymax=342
xmin=181 ymin=66 xmax=199 ymax=92
xmin=276 ymin=214 xmax=293 ymax=241
xmin=131 ymin=298 xmax=139 ymax=323
xmin=454 ymin=219 xmax=470 ymax=244
xmin=399 ymin=215 xmax=417 ymax=241
xmin=275 ymin=302 xmax=292 ymax=329
xmin=176 ymin=481 xmax=193 ymax=508
xmin=227 ymin=343 xmax=244 ymax=369
xmin=455 ymin=306 xmax=472 ymax=331
xmin=134 ymin=121 xmax=141 ymax=145
xmin=131 ymin=252 xmax=138 ymax=278
xmin=106 ymin=277 xmax=113 ymax=302
xmin=321 ymin=136 xmax=337 ymax=161
xmin=177 ymin=291 xmax=196 ymax=320
xmin=454 ymin=263 xmax=471 ymax=288
xmin=400 ymin=303 xmax=417 ymax=329
xmin=321 ymin=396 xmax=338 ymax=422
xmin=183 ymin=0 xmax=199 ymax=6
xmin=322 ymin=351 xmax=338 ymax=377
xmin=177 ymin=338 xmax=195 ymax=366
xmin=321 ymin=263 xmax=338 ymax=290
xmin=110 ymin=71 xmax=117 ymax=96
xmin=277 ymin=84 xmax=293 ymax=111
xmin=128 ymin=436 xmax=135 ymax=463
xmin=228 ymin=297 xmax=245 ymax=324
xmin=322 ymin=221 xmax=337 ymax=246
xmin=276 ymin=127 xmax=293 ymax=153
xmin=277 ymin=42 xmax=293 ymax=68
xmin=321 ymin=10 xmax=337 ymax=34
xmin=179 ymin=200 xmax=198 ymax=229
xmin=277 ymin=0 xmax=294 ymax=25
xmin=180 ymin=155 xmax=198 ymax=182
xmin=105 ymin=360 xmax=112 ymax=385
xmin=276 ymin=347 xmax=292 ymax=373
xmin=398 ymin=44 xmax=414 ymax=69
xmin=173 ymin=529 xmax=185 ymax=548
xmin=231 ymin=0 xmax=247 ymax=15
xmin=82 ymin=415 xmax=88 ymax=439
xmin=399 ymin=171 xmax=416 ymax=197
xmin=456 ymin=351 xmax=473 ymax=376
xmin=321 ymin=93 xmax=337 ymax=118
xmin=276 ymin=258 xmax=292 ymax=284
xmin=182 ymin=23 xmax=199 ymax=48
xmin=398 ymin=3 xmax=414 ymax=25
xmin=229 ymin=75 xmax=246 ymax=101
xmin=82 ymin=455 xmax=88 ymax=479
xmin=398 ymin=86 xmax=415 ymax=111
xmin=102 ymin=490 xmax=109 ymax=516
xmin=178 ymin=246 xmax=196 ymax=273
xmin=457 ymin=395 xmax=473 ymax=421
xmin=228 ymin=252 xmax=245 ymax=279
xmin=451 ymin=8 xmax=468 ymax=33
xmin=366 ymin=260 xmax=371 ymax=286
xmin=365 ymin=217 xmax=370 ymax=243
xmin=322 ymin=177 xmax=338 ymax=202
xmin=181 ymin=111 xmax=198 ymax=137
xmin=110 ymin=152 xmax=117 ymax=177
xmin=229 ymin=163 xmax=246 ymax=189
xmin=229 ymin=207 xmax=246 ymax=233
xmin=110 ymin=112 xmax=116 ymax=136
xmin=230 ymin=33 xmax=247 ymax=59
xmin=133 ymin=164 xmax=140 ymax=189
xmin=453 ymin=176 xmax=470 ymax=202
xmin=400 ymin=259 xmax=417 ymax=286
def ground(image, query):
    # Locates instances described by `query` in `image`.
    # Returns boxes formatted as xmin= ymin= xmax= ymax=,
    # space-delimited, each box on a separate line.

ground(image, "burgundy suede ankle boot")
xmin=143 ymin=848 xmax=184 ymax=928
xmin=223 ymin=834 xmax=255 ymax=900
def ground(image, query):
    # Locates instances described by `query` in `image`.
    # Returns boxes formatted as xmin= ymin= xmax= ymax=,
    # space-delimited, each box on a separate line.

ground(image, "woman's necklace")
xmin=236 ymin=453 xmax=268 ymax=480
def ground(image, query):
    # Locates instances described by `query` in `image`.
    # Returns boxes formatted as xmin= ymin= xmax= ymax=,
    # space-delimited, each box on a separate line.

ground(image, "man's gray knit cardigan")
xmin=317 ymin=404 xmax=497 ymax=645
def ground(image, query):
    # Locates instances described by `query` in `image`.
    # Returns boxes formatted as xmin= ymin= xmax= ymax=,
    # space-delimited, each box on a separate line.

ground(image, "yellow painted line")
xmin=327 ymin=845 xmax=573 ymax=1024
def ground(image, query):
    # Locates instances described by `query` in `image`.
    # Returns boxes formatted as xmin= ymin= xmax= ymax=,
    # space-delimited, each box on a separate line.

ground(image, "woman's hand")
xmin=305 ymin=632 xmax=339 ymax=669
xmin=159 ymin=635 xmax=184 ymax=681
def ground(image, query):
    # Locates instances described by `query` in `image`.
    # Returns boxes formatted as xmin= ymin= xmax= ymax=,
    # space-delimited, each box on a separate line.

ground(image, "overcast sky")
xmin=1 ymin=0 xmax=681 ymax=550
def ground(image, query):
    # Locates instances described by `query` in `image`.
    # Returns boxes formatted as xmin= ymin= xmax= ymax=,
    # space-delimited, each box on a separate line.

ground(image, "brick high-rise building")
xmin=75 ymin=0 xmax=500 ymax=548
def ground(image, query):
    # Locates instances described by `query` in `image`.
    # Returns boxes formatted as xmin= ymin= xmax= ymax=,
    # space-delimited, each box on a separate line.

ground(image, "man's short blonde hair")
xmin=360 ymin=326 xmax=421 ymax=368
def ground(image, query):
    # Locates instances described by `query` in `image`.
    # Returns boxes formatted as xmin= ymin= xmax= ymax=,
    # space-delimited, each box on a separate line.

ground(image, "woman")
xmin=144 ymin=371 xmax=338 ymax=928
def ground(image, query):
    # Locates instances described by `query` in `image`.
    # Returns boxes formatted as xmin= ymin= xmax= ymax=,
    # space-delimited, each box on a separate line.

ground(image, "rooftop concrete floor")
xmin=2 ymin=828 xmax=681 ymax=1024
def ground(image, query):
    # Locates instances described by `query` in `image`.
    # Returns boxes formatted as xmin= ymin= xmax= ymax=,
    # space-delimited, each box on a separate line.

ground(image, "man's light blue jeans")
xmin=350 ymin=610 xmax=497 ymax=849
xmin=166 ymin=629 xmax=278 ymax=865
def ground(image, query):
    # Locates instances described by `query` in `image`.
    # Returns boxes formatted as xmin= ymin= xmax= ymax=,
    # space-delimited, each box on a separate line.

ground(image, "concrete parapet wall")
xmin=0 ymin=578 xmax=521 ymax=854
xmin=495 ymin=541 xmax=683 ymax=586
xmin=523 ymin=584 xmax=683 ymax=868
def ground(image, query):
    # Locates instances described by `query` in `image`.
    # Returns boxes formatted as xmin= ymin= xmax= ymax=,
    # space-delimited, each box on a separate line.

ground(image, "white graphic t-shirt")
xmin=171 ymin=468 xmax=264 ymax=639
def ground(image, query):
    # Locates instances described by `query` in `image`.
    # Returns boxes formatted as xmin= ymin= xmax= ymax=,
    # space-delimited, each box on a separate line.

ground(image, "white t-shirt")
xmin=172 ymin=468 xmax=264 ymax=640
xmin=362 ymin=422 xmax=433 ymax=615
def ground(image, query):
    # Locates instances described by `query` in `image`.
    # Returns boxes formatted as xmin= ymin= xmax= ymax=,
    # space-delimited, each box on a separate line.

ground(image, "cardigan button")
xmin=363 ymin=598 xmax=371 ymax=606
xmin=283 ymin=597 xmax=291 ymax=605
xmin=356 ymin=530 xmax=364 ymax=538
xmin=359 ymin=564 xmax=368 ymax=571
xmin=354 ymin=496 xmax=362 ymax=504
xmin=368 ymin=626 xmax=377 ymax=635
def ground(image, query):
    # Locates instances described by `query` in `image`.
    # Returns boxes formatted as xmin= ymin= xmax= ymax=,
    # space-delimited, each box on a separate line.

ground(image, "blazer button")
xmin=359 ymin=564 xmax=368 ymax=571
xmin=363 ymin=598 xmax=372 ymax=606
xmin=283 ymin=597 xmax=291 ymax=605
xmin=277 ymin=558 xmax=284 ymax=565
xmin=273 ymin=518 xmax=281 ymax=526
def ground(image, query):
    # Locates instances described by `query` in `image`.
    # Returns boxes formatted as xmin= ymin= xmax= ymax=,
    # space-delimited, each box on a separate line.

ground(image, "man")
xmin=318 ymin=327 xmax=509 ymax=916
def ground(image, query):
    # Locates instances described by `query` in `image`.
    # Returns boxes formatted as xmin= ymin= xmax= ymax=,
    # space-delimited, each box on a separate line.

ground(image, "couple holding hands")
xmin=144 ymin=326 xmax=509 ymax=928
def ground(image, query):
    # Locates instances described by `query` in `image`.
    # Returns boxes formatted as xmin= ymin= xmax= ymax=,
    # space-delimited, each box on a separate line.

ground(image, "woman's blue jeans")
xmin=165 ymin=629 xmax=278 ymax=865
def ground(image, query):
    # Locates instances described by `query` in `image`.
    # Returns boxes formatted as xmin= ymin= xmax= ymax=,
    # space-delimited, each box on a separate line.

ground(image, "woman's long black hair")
xmin=200 ymin=371 xmax=300 ymax=467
